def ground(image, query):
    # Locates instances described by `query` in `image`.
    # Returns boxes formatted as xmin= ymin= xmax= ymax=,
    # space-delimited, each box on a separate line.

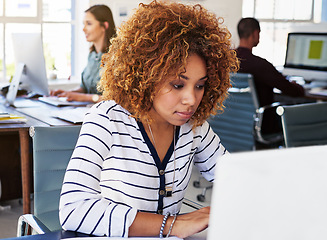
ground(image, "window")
xmin=243 ymin=0 xmax=314 ymax=20
xmin=242 ymin=0 xmax=324 ymax=67
xmin=0 ymin=0 xmax=74 ymax=83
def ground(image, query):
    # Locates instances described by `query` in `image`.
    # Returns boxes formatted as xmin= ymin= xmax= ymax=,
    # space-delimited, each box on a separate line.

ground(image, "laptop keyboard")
xmin=51 ymin=107 xmax=90 ymax=124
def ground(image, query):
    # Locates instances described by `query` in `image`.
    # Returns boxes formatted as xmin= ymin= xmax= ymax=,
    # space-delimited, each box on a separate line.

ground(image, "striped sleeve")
xmin=193 ymin=121 xmax=228 ymax=182
xmin=59 ymin=104 xmax=137 ymax=237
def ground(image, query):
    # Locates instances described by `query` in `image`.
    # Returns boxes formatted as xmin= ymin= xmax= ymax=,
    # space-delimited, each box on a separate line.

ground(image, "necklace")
xmin=148 ymin=123 xmax=176 ymax=197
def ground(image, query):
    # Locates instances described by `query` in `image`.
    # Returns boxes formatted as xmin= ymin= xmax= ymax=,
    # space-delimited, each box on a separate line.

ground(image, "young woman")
xmin=59 ymin=1 xmax=238 ymax=238
xmin=50 ymin=4 xmax=116 ymax=103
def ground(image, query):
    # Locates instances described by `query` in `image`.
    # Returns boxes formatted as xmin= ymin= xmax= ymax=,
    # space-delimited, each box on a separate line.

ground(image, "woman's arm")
xmin=59 ymin=108 xmax=136 ymax=237
xmin=194 ymin=121 xmax=228 ymax=182
xmin=129 ymin=207 xmax=210 ymax=238
xmin=60 ymin=106 xmax=210 ymax=238
xmin=50 ymin=87 xmax=101 ymax=102
xmin=58 ymin=91 xmax=100 ymax=102
xmin=50 ymin=87 xmax=84 ymax=96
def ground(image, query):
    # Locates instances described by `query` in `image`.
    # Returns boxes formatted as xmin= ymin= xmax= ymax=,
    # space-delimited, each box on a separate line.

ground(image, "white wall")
xmin=72 ymin=0 xmax=242 ymax=80
xmin=73 ymin=0 xmax=90 ymax=81
xmin=197 ymin=0 xmax=242 ymax=47
xmin=89 ymin=0 xmax=242 ymax=46
xmin=90 ymin=0 xmax=144 ymax=27
xmin=289 ymin=22 xmax=327 ymax=33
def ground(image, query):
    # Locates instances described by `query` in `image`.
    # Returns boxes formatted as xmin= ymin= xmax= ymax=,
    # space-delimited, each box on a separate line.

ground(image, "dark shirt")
xmin=235 ymin=47 xmax=305 ymax=134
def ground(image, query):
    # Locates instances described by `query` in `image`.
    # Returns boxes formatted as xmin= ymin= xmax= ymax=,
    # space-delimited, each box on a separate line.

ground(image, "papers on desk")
xmin=0 ymin=112 xmax=10 ymax=118
xmin=0 ymin=114 xmax=27 ymax=124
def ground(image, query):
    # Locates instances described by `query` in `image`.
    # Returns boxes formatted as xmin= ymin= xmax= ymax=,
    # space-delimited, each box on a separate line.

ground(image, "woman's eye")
xmin=196 ymin=84 xmax=205 ymax=89
xmin=172 ymin=84 xmax=183 ymax=89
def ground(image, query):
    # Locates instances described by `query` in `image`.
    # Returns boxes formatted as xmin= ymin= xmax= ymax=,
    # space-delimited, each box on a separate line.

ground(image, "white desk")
xmin=5 ymin=230 xmax=207 ymax=240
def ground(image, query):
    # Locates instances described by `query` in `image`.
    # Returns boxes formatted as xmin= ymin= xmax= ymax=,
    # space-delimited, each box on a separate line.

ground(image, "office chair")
xmin=277 ymin=102 xmax=327 ymax=148
xmin=196 ymin=73 xmax=284 ymax=202
xmin=17 ymin=125 xmax=82 ymax=237
xmin=208 ymin=72 xmax=283 ymax=152
xmin=16 ymin=125 xmax=203 ymax=236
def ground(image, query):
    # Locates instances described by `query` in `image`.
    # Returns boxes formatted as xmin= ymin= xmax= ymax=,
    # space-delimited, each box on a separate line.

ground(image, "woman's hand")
xmin=56 ymin=91 xmax=87 ymax=102
xmin=171 ymin=206 xmax=210 ymax=239
xmin=129 ymin=207 xmax=210 ymax=238
xmin=50 ymin=89 xmax=65 ymax=96
xmin=50 ymin=89 xmax=92 ymax=102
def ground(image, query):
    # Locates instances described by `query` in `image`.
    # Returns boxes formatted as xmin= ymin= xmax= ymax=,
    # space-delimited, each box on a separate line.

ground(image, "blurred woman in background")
xmin=50 ymin=4 xmax=116 ymax=103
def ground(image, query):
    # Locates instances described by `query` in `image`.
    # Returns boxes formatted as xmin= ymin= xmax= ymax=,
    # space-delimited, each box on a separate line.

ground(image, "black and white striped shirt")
xmin=59 ymin=100 xmax=227 ymax=237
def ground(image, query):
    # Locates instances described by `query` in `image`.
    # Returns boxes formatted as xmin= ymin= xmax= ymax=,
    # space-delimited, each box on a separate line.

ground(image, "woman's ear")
xmin=104 ymin=21 xmax=109 ymax=29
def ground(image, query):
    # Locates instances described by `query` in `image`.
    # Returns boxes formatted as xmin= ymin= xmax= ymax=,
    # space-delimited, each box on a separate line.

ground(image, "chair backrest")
xmin=208 ymin=73 xmax=257 ymax=152
xmin=30 ymin=125 xmax=81 ymax=232
xmin=277 ymin=102 xmax=327 ymax=148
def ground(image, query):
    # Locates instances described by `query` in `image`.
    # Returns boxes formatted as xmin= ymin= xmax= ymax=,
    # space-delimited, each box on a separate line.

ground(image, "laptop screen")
xmin=207 ymin=145 xmax=327 ymax=240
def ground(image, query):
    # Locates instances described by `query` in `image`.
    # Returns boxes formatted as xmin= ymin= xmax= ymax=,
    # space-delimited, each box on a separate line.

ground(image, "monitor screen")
xmin=11 ymin=32 xmax=49 ymax=96
xmin=283 ymin=32 xmax=327 ymax=82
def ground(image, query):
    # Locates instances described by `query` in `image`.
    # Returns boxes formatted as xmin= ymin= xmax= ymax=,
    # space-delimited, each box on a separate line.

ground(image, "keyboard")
xmin=38 ymin=96 xmax=92 ymax=107
xmin=51 ymin=107 xmax=90 ymax=124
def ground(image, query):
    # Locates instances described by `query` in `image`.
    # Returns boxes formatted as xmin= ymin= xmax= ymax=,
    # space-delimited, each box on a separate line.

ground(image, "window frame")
xmin=242 ymin=0 xmax=325 ymax=66
xmin=0 ymin=0 xmax=78 ymax=83
xmin=252 ymin=0 xmax=315 ymax=22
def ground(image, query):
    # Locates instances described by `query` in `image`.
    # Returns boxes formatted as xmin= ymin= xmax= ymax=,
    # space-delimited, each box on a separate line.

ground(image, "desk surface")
xmin=4 ymin=231 xmax=90 ymax=240
xmin=3 ymin=230 xmax=206 ymax=240
xmin=273 ymin=84 xmax=327 ymax=102
xmin=0 ymin=102 xmax=48 ymax=130
xmin=0 ymin=97 xmax=82 ymax=126
xmin=305 ymin=88 xmax=327 ymax=101
xmin=3 ymin=97 xmax=85 ymax=126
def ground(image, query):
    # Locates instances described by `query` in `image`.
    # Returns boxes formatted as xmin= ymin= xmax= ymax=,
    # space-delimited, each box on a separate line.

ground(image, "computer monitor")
xmin=9 ymin=32 xmax=49 ymax=99
xmin=283 ymin=32 xmax=327 ymax=82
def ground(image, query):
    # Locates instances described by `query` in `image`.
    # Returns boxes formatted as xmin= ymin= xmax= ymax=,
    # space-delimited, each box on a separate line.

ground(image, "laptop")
xmin=207 ymin=145 xmax=327 ymax=240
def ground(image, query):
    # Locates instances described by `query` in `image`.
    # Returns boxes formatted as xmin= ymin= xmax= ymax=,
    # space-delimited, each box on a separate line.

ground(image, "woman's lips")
xmin=176 ymin=111 xmax=194 ymax=119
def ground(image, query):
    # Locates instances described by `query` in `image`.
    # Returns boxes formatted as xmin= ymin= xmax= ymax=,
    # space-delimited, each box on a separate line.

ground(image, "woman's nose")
xmin=181 ymin=89 xmax=196 ymax=106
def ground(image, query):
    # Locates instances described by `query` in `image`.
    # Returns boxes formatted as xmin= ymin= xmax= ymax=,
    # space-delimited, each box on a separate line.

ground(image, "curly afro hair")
xmin=99 ymin=0 xmax=239 ymax=127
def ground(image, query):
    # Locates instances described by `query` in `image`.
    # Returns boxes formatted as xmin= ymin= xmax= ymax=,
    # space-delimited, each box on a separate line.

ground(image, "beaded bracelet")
xmin=159 ymin=212 xmax=170 ymax=238
xmin=166 ymin=215 xmax=177 ymax=238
